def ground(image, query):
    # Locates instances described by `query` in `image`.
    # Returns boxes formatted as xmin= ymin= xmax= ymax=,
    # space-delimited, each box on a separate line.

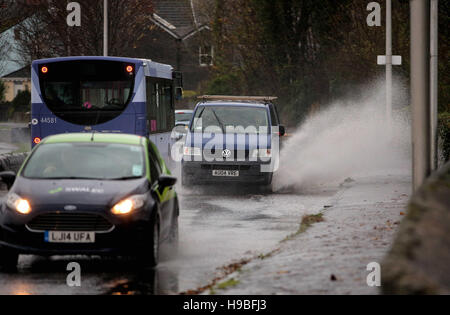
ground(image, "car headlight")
xmin=251 ymin=149 xmax=272 ymax=159
xmin=6 ymin=193 xmax=32 ymax=215
xmin=183 ymin=146 xmax=202 ymax=156
xmin=111 ymin=194 xmax=146 ymax=215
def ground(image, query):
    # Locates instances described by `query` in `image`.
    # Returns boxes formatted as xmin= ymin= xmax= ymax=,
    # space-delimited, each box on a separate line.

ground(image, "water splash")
xmin=273 ymin=78 xmax=411 ymax=191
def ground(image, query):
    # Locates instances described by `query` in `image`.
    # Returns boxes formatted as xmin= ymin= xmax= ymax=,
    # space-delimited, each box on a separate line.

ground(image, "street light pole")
xmin=410 ymin=0 xmax=431 ymax=191
xmin=103 ymin=0 xmax=108 ymax=56
xmin=386 ymin=0 xmax=393 ymax=129
xmin=430 ymin=0 xmax=439 ymax=170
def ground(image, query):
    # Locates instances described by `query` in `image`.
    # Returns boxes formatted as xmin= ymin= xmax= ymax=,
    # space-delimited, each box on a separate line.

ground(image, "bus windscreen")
xmin=38 ymin=60 xmax=135 ymax=125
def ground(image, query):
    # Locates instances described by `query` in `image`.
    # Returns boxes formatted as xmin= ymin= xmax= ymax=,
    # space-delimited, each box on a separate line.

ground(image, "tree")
xmin=11 ymin=89 xmax=31 ymax=114
xmin=13 ymin=0 xmax=154 ymax=64
xmin=207 ymin=0 xmax=416 ymax=125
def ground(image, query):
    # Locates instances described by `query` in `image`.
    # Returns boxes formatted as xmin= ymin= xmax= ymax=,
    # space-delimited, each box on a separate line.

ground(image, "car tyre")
xmin=138 ymin=218 xmax=160 ymax=269
xmin=261 ymin=174 xmax=273 ymax=194
xmin=0 ymin=246 xmax=19 ymax=272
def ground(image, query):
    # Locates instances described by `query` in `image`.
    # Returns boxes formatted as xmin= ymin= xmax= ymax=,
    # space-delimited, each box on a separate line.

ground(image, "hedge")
xmin=438 ymin=112 xmax=450 ymax=163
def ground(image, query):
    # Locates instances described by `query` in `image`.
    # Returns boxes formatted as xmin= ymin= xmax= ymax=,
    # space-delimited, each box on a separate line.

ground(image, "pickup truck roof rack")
xmin=197 ymin=95 xmax=278 ymax=103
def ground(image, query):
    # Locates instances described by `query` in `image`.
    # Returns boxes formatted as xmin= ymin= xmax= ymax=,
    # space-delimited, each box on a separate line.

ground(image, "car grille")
xmin=27 ymin=213 xmax=114 ymax=232
xmin=203 ymin=149 xmax=250 ymax=160
xmin=201 ymin=164 xmax=252 ymax=171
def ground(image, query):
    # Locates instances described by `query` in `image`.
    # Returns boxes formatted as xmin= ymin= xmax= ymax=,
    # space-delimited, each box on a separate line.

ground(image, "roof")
xmin=153 ymin=0 xmax=195 ymax=29
xmin=1 ymin=65 xmax=31 ymax=78
xmin=31 ymin=56 xmax=174 ymax=80
xmin=42 ymin=133 xmax=145 ymax=146
xmin=198 ymin=96 xmax=278 ymax=102
xmin=151 ymin=0 xmax=210 ymax=40
xmin=32 ymin=56 xmax=145 ymax=65
xmin=196 ymin=95 xmax=277 ymax=108
xmin=196 ymin=102 xmax=270 ymax=109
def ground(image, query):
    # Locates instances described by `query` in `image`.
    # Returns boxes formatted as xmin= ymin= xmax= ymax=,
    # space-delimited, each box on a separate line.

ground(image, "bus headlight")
xmin=111 ymin=195 xmax=146 ymax=215
xmin=6 ymin=193 xmax=32 ymax=215
xmin=251 ymin=149 xmax=272 ymax=159
xmin=183 ymin=146 xmax=201 ymax=156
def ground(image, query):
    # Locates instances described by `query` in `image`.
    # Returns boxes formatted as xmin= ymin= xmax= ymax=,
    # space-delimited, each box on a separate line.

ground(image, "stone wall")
xmin=382 ymin=162 xmax=450 ymax=294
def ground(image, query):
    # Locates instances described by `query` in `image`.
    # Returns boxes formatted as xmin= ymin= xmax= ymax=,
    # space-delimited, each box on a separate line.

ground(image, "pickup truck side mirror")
xmin=0 ymin=171 xmax=17 ymax=190
xmin=279 ymin=125 xmax=286 ymax=137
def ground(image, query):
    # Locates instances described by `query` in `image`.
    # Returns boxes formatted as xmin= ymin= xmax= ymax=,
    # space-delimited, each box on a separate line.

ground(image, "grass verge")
xmin=282 ymin=213 xmax=325 ymax=242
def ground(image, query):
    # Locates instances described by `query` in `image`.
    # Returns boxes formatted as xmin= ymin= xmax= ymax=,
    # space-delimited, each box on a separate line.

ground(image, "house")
xmin=131 ymin=0 xmax=214 ymax=93
xmin=1 ymin=0 xmax=215 ymax=98
xmin=1 ymin=66 xmax=31 ymax=102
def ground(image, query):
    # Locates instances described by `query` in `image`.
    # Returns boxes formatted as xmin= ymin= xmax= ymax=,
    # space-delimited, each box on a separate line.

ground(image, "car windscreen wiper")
xmin=211 ymin=109 xmax=225 ymax=133
xmin=107 ymin=176 xmax=143 ymax=181
xmin=40 ymin=177 xmax=105 ymax=180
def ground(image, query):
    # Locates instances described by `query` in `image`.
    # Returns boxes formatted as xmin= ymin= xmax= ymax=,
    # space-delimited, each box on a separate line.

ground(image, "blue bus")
xmin=30 ymin=56 xmax=182 ymax=165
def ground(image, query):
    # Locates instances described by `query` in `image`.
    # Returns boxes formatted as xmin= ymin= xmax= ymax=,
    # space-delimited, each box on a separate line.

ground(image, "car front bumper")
xmin=182 ymin=160 xmax=273 ymax=185
xmin=0 ymin=208 xmax=154 ymax=256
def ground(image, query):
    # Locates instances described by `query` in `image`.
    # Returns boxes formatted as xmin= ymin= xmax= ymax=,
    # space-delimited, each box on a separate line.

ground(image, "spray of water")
xmin=273 ymin=78 xmax=411 ymax=192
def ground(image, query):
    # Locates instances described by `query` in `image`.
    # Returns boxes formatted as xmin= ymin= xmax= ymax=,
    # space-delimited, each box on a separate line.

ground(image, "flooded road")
xmin=0 ymin=142 xmax=17 ymax=155
xmin=0 ymin=185 xmax=338 ymax=295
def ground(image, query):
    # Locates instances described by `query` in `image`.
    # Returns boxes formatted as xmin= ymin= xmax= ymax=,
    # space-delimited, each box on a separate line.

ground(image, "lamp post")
xmin=410 ymin=0 xmax=431 ymax=191
xmin=377 ymin=1 xmax=402 ymax=129
xmin=386 ymin=0 xmax=392 ymax=129
xmin=430 ymin=0 xmax=438 ymax=170
xmin=103 ymin=0 xmax=108 ymax=56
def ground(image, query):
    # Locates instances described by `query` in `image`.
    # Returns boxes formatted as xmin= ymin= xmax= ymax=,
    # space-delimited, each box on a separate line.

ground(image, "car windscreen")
xmin=22 ymin=143 xmax=145 ymax=180
xmin=175 ymin=112 xmax=193 ymax=122
xmin=191 ymin=106 xmax=269 ymax=134
xmin=38 ymin=60 xmax=135 ymax=125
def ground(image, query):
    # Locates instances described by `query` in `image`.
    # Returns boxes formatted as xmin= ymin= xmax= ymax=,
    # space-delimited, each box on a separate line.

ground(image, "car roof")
xmin=196 ymin=102 xmax=269 ymax=109
xmin=42 ymin=133 xmax=145 ymax=146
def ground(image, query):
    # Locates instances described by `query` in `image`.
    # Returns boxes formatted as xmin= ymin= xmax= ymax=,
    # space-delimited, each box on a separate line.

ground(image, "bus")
xmin=30 ymin=56 xmax=182 ymax=166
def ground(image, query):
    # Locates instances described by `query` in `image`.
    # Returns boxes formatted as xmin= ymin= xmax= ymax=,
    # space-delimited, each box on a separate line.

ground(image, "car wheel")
xmin=261 ymin=174 xmax=273 ymax=193
xmin=0 ymin=246 xmax=19 ymax=272
xmin=138 ymin=219 xmax=160 ymax=268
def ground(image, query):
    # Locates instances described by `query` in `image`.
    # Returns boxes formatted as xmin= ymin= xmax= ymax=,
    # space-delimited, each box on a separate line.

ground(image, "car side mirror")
xmin=171 ymin=125 xmax=188 ymax=141
xmin=279 ymin=125 xmax=286 ymax=137
xmin=158 ymin=175 xmax=177 ymax=189
xmin=0 ymin=171 xmax=16 ymax=190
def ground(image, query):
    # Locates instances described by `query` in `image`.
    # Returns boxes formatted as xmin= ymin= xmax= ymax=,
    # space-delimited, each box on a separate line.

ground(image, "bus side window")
xmin=146 ymin=78 xmax=158 ymax=133
xmin=146 ymin=78 xmax=175 ymax=134
xmin=162 ymin=83 xmax=174 ymax=131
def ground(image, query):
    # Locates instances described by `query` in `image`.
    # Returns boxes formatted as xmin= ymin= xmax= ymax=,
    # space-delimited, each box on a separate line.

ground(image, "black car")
xmin=0 ymin=133 xmax=179 ymax=270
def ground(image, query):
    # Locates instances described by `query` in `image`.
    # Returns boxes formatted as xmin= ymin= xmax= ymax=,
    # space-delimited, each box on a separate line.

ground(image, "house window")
xmin=14 ymin=81 xmax=26 ymax=98
xmin=199 ymin=46 xmax=214 ymax=67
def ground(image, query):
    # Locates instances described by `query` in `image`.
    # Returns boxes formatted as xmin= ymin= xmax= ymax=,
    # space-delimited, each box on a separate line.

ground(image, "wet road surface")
xmin=0 ymin=184 xmax=339 ymax=295
xmin=0 ymin=143 xmax=17 ymax=155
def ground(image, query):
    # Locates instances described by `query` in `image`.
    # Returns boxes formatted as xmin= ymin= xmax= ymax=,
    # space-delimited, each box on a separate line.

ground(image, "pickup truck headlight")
xmin=183 ymin=146 xmax=202 ymax=156
xmin=251 ymin=149 xmax=272 ymax=159
xmin=6 ymin=193 xmax=32 ymax=215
